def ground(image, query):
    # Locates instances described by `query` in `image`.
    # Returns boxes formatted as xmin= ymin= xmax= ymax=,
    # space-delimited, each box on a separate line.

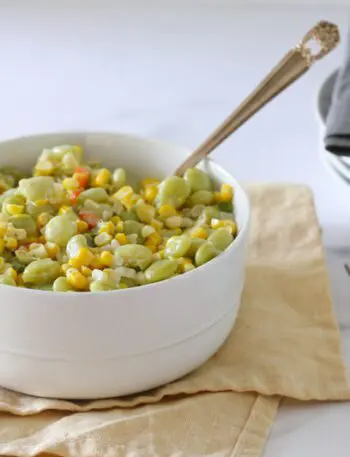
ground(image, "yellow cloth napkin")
xmin=0 ymin=184 xmax=348 ymax=457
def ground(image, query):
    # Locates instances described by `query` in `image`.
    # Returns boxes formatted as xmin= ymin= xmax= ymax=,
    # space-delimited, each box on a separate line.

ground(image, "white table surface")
xmin=1 ymin=1 xmax=350 ymax=455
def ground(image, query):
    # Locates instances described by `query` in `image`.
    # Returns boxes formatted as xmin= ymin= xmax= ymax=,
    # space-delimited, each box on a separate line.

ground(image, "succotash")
xmin=0 ymin=145 xmax=237 ymax=292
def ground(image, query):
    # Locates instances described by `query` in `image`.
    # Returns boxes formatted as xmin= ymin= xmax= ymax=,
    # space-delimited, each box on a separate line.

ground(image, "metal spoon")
xmin=175 ymin=21 xmax=340 ymax=176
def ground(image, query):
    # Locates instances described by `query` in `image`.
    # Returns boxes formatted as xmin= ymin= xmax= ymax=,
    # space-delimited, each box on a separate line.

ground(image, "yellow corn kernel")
xmin=100 ymin=250 xmax=114 ymax=267
xmin=69 ymin=247 xmax=94 ymax=268
xmin=146 ymin=232 xmax=162 ymax=246
xmin=211 ymin=219 xmax=226 ymax=229
xmin=190 ymin=227 xmax=208 ymax=239
xmin=220 ymin=183 xmax=234 ymax=202
xmin=77 ymin=220 xmax=89 ymax=233
xmin=157 ymin=249 xmax=165 ymax=259
xmin=119 ymin=282 xmax=128 ymax=289
xmin=110 ymin=215 xmax=121 ymax=225
xmin=6 ymin=204 xmax=24 ymax=215
xmin=178 ymin=257 xmax=193 ymax=273
xmin=61 ymin=263 xmax=70 ymax=274
xmin=99 ymin=221 xmax=115 ymax=235
xmin=90 ymin=256 xmax=105 ymax=270
xmin=115 ymin=221 xmax=124 ymax=233
xmin=37 ymin=212 xmax=52 ymax=227
xmin=34 ymin=161 xmax=54 ymax=176
xmin=144 ymin=184 xmax=158 ymax=203
xmin=17 ymin=273 xmax=24 ymax=286
xmin=136 ymin=203 xmax=155 ymax=224
xmin=5 ymin=237 xmax=18 ymax=250
xmin=112 ymin=185 xmax=133 ymax=201
xmin=45 ymin=242 xmax=59 ymax=259
xmin=62 ymin=177 xmax=79 ymax=191
xmin=34 ymin=199 xmax=49 ymax=206
xmin=145 ymin=243 xmax=157 ymax=253
xmin=6 ymin=267 xmax=17 ymax=281
xmin=66 ymin=269 xmax=89 ymax=291
xmin=0 ymin=239 xmax=4 ymax=254
xmin=58 ymin=205 xmax=71 ymax=215
xmin=0 ymin=257 xmax=4 ymax=270
xmin=115 ymin=233 xmax=128 ymax=245
xmin=0 ymin=225 xmax=7 ymax=237
xmin=81 ymin=266 xmax=92 ymax=277
xmin=37 ymin=235 xmax=46 ymax=244
xmin=121 ymin=194 xmax=134 ymax=210
xmin=141 ymin=178 xmax=160 ymax=188
xmin=158 ymin=204 xmax=177 ymax=218
xmin=150 ymin=219 xmax=163 ymax=231
xmin=95 ymin=168 xmax=111 ymax=187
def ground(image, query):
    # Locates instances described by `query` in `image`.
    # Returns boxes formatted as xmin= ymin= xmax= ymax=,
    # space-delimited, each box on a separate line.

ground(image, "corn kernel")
xmin=58 ymin=205 xmax=71 ymax=215
xmin=99 ymin=221 xmax=115 ymax=235
xmin=146 ymin=232 xmax=162 ymax=246
xmin=157 ymin=249 xmax=165 ymax=259
xmin=121 ymin=194 xmax=134 ymax=210
xmin=183 ymin=263 xmax=195 ymax=273
xmin=70 ymin=247 xmax=94 ymax=268
xmin=6 ymin=204 xmax=24 ymax=215
xmin=113 ymin=185 xmax=133 ymax=201
xmin=141 ymin=178 xmax=160 ymax=188
xmin=62 ymin=177 xmax=79 ymax=191
xmin=45 ymin=242 xmax=59 ymax=259
xmin=61 ymin=263 xmax=70 ymax=274
xmin=0 ymin=225 xmax=7 ymax=237
xmin=6 ymin=267 xmax=17 ymax=281
xmin=136 ymin=203 xmax=155 ymax=224
xmin=35 ymin=160 xmax=54 ymax=176
xmin=211 ymin=218 xmax=225 ymax=229
xmin=5 ymin=237 xmax=18 ymax=250
xmin=144 ymin=185 xmax=158 ymax=203
xmin=158 ymin=204 xmax=177 ymax=218
xmin=0 ymin=239 xmax=4 ymax=253
xmin=178 ymin=257 xmax=193 ymax=273
xmin=111 ymin=215 xmax=121 ymax=225
xmin=90 ymin=257 xmax=105 ymax=270
xmin=0 ymin=257 xmax=4 ymax=270
xmin=141 ymin=225 xmax=155 ymax=238
xmin=77 ymin=220 xmax=89 ymax=233
xmin=150 ymin=219 xmax=164 ymax=231
xmin=119 ymin=282 xmax=128 ymax=289
xmin=95 ymin=168 xmax=111 ymax=187
xmin=115 ymin=233 xmax=128 ymax=245
xmin=115 ymin=221 xmax=124 ymax=233
xmin=37 ymin=212 xmax=52 ymax=227
xmin=190 ymin=227 xmax=208 ymax=239
xmin=100 ymin=250 xmax=114 ymax=267
xmin=95 ymin=232 xmax=112 ymax=246
xmin=66 ymin=269 xmax=89 ymax=291
xmin=145 ymin=243 xmax=157 ymax=253
xmin=81 ymin=266 xmax=92 ymax=277
xmin=17 ymin=273 xmax=24 ymax=286
xmin=37 ymin=236 xmax=46 ymax=244
xmin=220 ymin=183 xmax=234 ymax=202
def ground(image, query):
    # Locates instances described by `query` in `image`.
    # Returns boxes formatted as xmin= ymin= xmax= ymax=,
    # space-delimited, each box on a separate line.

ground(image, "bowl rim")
xmin=0 ymin=130 xmax=251 ymax=297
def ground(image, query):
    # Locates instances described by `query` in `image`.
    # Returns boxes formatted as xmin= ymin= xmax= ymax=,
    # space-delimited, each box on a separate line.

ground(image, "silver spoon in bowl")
xmin=175 ymin=21 xmax=340 ymax=176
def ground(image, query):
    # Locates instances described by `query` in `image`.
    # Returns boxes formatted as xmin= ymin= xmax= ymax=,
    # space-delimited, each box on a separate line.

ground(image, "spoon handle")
xmin=175 ymin=21 xmax=340 ymax=176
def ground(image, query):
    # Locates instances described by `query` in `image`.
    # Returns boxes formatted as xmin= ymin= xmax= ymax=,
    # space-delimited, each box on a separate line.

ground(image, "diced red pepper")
xmin=79 ymin=211 xmax=100 ymax=228
xmin=74 ymin=167 xmax=90 ymax=189
xmin=69 ymin=188 xmax=83 ymax=206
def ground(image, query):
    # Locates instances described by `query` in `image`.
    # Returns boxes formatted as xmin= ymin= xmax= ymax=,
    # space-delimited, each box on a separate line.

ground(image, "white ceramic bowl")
xmin=0 ymin=132 xmax=250 ymax=399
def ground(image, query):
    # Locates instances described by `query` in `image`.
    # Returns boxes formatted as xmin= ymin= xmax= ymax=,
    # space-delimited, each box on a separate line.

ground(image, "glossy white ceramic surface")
xmin=0 ymin=132 xmax=250 ymax=399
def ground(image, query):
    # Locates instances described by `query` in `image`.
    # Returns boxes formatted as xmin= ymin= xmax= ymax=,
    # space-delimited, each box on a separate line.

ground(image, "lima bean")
xmin=165 ymin=234 xmax=191 ymax=258
xmin=184 ymin=168 xmax=212 ymax=192
xmin=19 ymin=177 xmax=56 ymax=202
xmin=77 ymin=187 xmax=108 ymax=204
xmin=156 ymin=176 xmax=190 ymax=209
xmin=116 ymin=244 xmax=153 ymax=270
xmin=195 ymin=242 xmax=218 ymax=266
xmin=45 ymin=215 xmax=77 ymax=247
xmin=120 ymin=211 xmax=139 ymax=222
xmin=90 ymin=280 xmax=115 ymax=292
xmin=53 ymin=277 xmax=74 ymax=292
xmin=22 ymin=259 xmax=61 ymax=284
xmin=186 ymin=237 xmax=205 ymax=258
xmin=187 ymin=190 xmax=213 ymax=206
xmin=208 ymin=228 xmax=233 ymax=251
xmin=145 ymin=259 xmax=178 ymax=283
xmin=0 ymin=275 xmax=16 ymax=286
xmin=124 ymin=220 xmax=144 ymax=236
xmin=9 ymin=214 xmax=37 ymax=236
